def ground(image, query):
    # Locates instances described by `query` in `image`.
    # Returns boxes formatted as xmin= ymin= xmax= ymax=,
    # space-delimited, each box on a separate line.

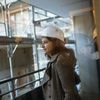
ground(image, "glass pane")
xmin=0 ymin=24 xmax=6 ymax=36
xmin=47 ymin=12 xmax=56 ymax=17
xmin=34 ymin=7 xmax=45 ymax=15
xmin=34 ymin=13 xmax=48 ymax=21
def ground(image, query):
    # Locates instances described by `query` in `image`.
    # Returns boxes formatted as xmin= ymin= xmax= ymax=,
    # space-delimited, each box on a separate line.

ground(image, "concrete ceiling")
xmin=21 ymin=0 xmax=92 ymax=17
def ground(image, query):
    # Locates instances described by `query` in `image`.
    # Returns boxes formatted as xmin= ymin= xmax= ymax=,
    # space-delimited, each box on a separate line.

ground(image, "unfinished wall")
xmin=0 ymin=45 xmax=35 ymax=99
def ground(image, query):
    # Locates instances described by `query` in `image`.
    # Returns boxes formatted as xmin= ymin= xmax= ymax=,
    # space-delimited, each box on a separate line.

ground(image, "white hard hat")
xmin=39 ymin=25 xmax=64 ymax=42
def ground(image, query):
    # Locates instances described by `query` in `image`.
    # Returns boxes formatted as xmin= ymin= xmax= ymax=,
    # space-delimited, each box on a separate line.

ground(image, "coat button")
xmin=49 ymin=96 xmax=51 ymax=98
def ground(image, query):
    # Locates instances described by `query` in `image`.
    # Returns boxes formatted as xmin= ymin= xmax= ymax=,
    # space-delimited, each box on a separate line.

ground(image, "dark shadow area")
xmin=15 ymin=86 xmax=44 ymax=100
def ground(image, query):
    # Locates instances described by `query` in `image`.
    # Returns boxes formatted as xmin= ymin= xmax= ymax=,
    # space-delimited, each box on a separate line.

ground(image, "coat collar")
xmin=49 ymin=53 xmax=59 ymax=63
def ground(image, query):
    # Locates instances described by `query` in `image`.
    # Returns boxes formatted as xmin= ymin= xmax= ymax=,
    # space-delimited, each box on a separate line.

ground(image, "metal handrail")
xmin=0 ymin=78 xmax=42 ymax=97
xmin=0 ymin=68 xmax=45 ymax=84
xmin=0 ymin=68 xmax=45 ymax=97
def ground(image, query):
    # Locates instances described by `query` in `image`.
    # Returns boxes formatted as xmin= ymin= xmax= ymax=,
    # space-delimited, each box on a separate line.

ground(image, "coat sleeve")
xmin=55 ymin=52 xmax=77 ymax=100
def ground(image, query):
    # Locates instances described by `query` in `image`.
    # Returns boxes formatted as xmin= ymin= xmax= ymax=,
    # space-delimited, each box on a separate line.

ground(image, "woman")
xmin=39 ymin=25 xmax=81 ymax=100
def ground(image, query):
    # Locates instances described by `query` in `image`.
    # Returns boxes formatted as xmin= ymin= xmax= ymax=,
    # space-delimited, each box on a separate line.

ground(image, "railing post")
xmin=4 ymin=0 xmax=15 ymax=99
xmin=32 ymin=6 xmax=41 ymax=85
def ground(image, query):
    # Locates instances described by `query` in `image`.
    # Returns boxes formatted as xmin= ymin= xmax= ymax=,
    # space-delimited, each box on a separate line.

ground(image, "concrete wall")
xmin=0 ymin=46 xmax=35 ymax=99
xmin=73 ymin=12 xmax=100 ymax=100
xmin=0 ymin=46 xmax=34 ymax=77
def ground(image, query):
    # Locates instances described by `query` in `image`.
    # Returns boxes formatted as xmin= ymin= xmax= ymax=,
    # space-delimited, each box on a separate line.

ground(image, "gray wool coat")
xmin=41 ymin=50 xmax=81 ymax=100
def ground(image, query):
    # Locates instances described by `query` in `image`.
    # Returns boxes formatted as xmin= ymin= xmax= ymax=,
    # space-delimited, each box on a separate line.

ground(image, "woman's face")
xmin=41 ymin=37 xmax=54 ymax=56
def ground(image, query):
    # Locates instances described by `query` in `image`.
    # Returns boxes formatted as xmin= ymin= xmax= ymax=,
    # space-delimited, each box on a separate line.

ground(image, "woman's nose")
xmin=41 ymin=43 xmax=44 ymax=48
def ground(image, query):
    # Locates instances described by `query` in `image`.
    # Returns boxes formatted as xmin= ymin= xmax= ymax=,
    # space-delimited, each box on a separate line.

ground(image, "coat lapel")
xmin=41 ymin=53 xmax=59 ymax=85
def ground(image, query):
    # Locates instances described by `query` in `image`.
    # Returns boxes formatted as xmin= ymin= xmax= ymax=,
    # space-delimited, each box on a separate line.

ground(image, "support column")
xmin=72 ymin=11 xmax=100 ymax=100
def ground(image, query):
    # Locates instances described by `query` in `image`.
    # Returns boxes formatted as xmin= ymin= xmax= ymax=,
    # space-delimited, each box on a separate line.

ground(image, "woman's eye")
xmin=42 ymin=41 xmax=49 ymax=44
